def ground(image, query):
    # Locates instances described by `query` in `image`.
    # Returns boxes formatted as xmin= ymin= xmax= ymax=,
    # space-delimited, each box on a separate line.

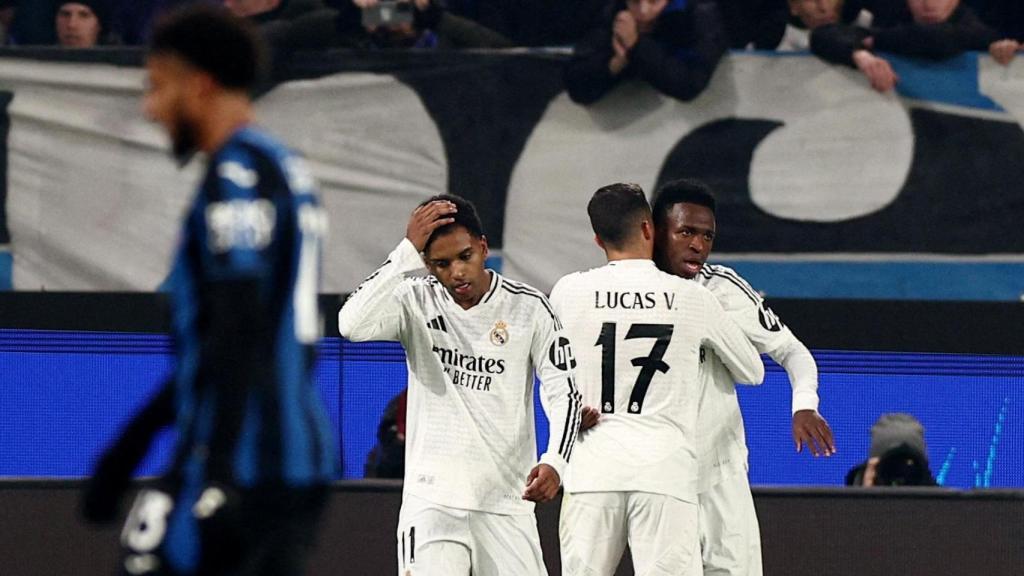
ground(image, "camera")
xmin=361 ymin=1 xmax=414 ymax=28
xmin=873 ymin=444 xmax=936 ymax=487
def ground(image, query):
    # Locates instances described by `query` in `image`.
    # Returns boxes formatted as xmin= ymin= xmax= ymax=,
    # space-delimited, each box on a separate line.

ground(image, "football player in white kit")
xmin=550 ymin=183 xmax=765 ymax=576
xmin=338 ymin=195 xmax=581 ymax=576
xmin=651 ymin=178 xmax=836 ymax=576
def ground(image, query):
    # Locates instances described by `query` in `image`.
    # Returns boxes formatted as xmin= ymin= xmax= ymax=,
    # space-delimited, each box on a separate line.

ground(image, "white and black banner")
xmin=0 ymin=50 xmax=1022 ymax=296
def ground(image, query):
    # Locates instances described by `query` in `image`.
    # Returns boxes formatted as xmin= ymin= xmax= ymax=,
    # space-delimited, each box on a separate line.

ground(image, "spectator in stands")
xmin=810 ymin=0 xmax=1010 ymax=93
xmin=473 ymin=0 xmax=609 ymax=47
xmin=55 ymin=1 xmax=112 ymax=47
xmin=777 ymin=0 xmax=871 ymax=51
xmin=5 ymin=0 xmax=53 ymax=44
xmin=225 ymin=0 xmax=327 ymax=22
xmin=845 ymin=413 xmax=938 ymax=486
xmin=364 ymin=388 xmax=408 ymax=479
xmin=112 ymin=0 xmax=197 ymax=46
xmin=564 ymin=0 xmax=728 ymax=104
xmin=719 ymin=0 xmax=790 ymax=49
xmin=225 ymin=0 xmax=345 ymax=57
xmin=0 ymin=1 xmax=16 ymax=44
xmin=970 ymin=0 xmax=1024 ymax=41
xmin=337 ymin=0 xmax=512 ymax=48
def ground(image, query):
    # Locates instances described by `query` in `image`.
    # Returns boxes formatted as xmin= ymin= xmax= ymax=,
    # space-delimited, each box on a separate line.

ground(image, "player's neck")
xmin=604 ymin=245 xmax=653 ymax=263
xmin=197 ymin=94 xmax=254 ymax=155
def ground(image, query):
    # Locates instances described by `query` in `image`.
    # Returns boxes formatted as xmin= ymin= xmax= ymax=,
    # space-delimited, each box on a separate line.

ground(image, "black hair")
xmin=651 ymin=178 xmax=717 ymax=227
xmin=419 ymin=194 xmax=485 ymax=253
xmin=149 ymin=5 xmax=267 ymax=92
xmin=587 ymin=182 xmax=652 ymax=248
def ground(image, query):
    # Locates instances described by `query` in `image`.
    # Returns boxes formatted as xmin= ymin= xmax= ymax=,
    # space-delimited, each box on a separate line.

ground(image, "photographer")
xmin=846 ymin=413 xmax=938 ymax=487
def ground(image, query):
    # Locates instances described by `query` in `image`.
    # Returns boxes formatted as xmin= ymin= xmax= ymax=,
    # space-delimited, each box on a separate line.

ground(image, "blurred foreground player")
xmin=551 ymin=183 xmax=763 ymax=576
xmin=652 ymin=179 xmax=834 ymax=576
xmin=339 ymin=195 xmax=582 ymax=576
xmin=82 ymin=6 xmax=335 ymax=575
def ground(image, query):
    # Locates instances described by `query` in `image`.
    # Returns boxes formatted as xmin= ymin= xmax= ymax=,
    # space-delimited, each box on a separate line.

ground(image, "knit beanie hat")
xmin=59 ymin=0 xmax=110 ymax=33
xmin=869 ymin=413 xmax=928 ymax=461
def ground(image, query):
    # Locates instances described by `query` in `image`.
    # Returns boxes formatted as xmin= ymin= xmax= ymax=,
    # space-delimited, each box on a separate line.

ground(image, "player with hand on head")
xmin=82 ymin=6 xmax=335 ymax=576
xmin=338 ymin=194 xmax=582 ymax=576
xmin=652 ymin=178 xmax=834 ymax=576
xmin=550 ymin=183 xmax=764 ymax=576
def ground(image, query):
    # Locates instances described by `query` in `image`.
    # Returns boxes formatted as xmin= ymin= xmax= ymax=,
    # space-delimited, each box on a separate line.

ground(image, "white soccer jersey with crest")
xmin=549 ymin=260 xmax=763 ymax=504
xmin=695 ymin=264 xmax=820 ymax=492
xmin=338 ymin=238 xmax=581 ymax=515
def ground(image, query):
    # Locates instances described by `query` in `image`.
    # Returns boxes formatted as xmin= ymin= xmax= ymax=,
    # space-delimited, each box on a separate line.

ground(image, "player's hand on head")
xmin=522 ymin=463 xmax=560 ymax=503
xmin=580 ymin=405 xmax=601 ymax=432
xmin=406 ymin=200 xmax=457 ymax=252
xmin=792 ymin=410 xmax=835 ymax=457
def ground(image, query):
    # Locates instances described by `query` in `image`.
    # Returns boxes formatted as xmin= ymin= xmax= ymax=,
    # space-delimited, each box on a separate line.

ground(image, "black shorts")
xmin=118 ymin=482 xmax=328 ymax=576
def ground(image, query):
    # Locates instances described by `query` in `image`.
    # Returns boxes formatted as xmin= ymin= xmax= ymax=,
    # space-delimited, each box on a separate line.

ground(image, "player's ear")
xmin=640 ymin=219 xmax=654 ymax=242
xmin=185 ymin=70 xmax=215 ymax=110
xmin=593 ymin=234 xmax=605 ymax=251
xmin=479 ymin=234 xmax=489 ymax=259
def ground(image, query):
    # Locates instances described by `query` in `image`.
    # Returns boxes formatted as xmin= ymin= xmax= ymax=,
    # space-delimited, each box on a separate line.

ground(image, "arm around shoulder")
xmin=702 ymin=289 xmax=764 ymax=385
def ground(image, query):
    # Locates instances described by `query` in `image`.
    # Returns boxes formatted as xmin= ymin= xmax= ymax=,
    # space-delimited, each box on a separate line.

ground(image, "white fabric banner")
xmin=1 ymin=53 xmax=1021 ymax=293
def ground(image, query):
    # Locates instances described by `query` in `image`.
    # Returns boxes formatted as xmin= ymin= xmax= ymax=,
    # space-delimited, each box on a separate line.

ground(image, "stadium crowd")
xmin=0 ymin=0 xmax=1021 ymax=99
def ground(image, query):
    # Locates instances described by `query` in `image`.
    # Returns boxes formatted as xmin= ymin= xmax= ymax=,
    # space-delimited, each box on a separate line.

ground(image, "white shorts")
xmin=395 ymin=493 xmax=547 ymax=576
xmin=559 ymin=491 xmax=701 ymax=576
xmin=698 ymin=472 xmax=762 ymax=576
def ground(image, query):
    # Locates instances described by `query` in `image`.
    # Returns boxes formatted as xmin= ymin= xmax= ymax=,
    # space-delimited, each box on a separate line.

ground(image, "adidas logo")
xmin=427 ymin=315 xmax=448 ymax=333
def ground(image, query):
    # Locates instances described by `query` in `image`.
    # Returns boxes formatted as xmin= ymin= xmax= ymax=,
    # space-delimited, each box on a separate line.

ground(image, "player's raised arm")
xmin=700 ymin=288 xmax=764 ymax=385
xmin=525 ymin=296 xmax=582 ymax=502
xmin=338 ymin=200 xmax=456 ymax=341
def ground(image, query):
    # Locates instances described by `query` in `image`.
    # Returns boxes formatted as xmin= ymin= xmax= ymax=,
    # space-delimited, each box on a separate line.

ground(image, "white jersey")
xmin=550 ymin=260 xmax=763 ymax=504
xmin=339 ymin=239 xmax=581 ymax=515
xmin=695 ymin=264 xmax=820 ymax=492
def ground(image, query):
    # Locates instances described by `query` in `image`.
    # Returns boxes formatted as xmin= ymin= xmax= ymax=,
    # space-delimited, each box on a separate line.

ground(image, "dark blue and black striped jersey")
xmin=167 ymin=126 xmax=335 ymax=488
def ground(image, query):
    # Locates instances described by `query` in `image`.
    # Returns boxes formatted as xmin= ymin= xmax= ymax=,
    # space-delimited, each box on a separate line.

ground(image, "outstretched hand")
xmin=406 ymin=200 xmax=457 ymax=252
xmin=523 ymin=464 xmax=560 ymax=503
xmin=853 ymin=49 xmax=898 ymax=93
xmin=793 ymin=409 xmax=835 ymax=457
xmin=990 ymin=39 xmax=1021 ymax=66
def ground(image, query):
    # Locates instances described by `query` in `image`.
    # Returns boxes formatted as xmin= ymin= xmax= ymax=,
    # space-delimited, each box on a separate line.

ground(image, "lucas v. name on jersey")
xmin=432 ymin=344 xmax=507 ymax=392
xmin=594 ymin=290 xmax=679 ymax=311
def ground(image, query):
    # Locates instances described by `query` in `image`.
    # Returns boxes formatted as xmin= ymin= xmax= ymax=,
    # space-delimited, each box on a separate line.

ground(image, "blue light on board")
xmin=1 ymin=330 xmax=1021 ymax=488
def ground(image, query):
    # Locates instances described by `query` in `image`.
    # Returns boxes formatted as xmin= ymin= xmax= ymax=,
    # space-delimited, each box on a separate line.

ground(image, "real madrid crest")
xmin=490 ymin=320 xmax=509 ymax=346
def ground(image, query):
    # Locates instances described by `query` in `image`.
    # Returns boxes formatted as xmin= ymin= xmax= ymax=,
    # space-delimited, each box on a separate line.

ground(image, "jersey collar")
xmin=607 ymin=259 xmax=657 ymax=269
